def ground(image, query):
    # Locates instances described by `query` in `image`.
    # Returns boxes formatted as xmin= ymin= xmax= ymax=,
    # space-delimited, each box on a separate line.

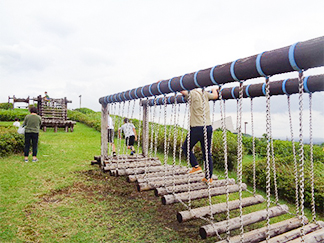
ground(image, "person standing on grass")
xmin=107 ymin=112 xmax=117 ymax=157
xmin=118 ymin=118 xmax=137 ymax=155
xmin=181 ymin=87 xmax=219 ymax=184
xmin=23 ymin=106 xmax=41 ymax=162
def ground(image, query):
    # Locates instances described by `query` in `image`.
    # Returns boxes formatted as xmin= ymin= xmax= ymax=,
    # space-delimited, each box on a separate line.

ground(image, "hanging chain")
xmin=265 ymin=76 xmax=272 ymax=242
xmin=298 ymin=71 xmax=306 ymax=241
xmin=176 ymin=102 xmax=182 ymax=166
xmin=288 ymin=95 xmax=300 ymax=216
xmin=137 ymin=99 xmax=142 ymax=156
xmin=154 ymin=105 xmax=162 ymax=158
xmin=172 ymin=93 xmax=178 ymax=191
xmin=251 ymin=98 xmax=257 ymax=196
xmin=179 ymin=103 xmax=188 ymax=166
xmin=163 ymin=95 xmax=168 ymax=187
xmin=219 ymin=88 xmax=230 ymax=241
xmin=308 ymin=92 xmax=317 ymax=223
xmin=211 ymin=101 xmax=216 ymax=154
xmin=186 ymin=92 xmax=192 ymax=210
xmin=237 ymin=81 xmax=244 ymax=242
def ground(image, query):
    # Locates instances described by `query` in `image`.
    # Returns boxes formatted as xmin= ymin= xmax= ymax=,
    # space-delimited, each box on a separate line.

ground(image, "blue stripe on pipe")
xmin=129 ymin=90 xmax=133 ymax=100
xmin=282 ymin=79 xmax=289 ymax=95
xmin=194 ymin=70 xmax=202 ymax=88
xmin=256 ymin=52 xmax=267 ymax=77
xmin=123 ymin=92 xmax=127 ymax=100
xmin=168 ymin=96 xmax=172 ymax=104
xmin=168 ymin=78 xmax=175 ymax=92
xmin=245 ymin=84 xmax=251 ymax=98
xmin=289 ymin=42 xmax=302 ymax=71
xmin=182 ymin=96 xmax=185 ymax=103
xmin=113 ymin=94 xmax=117 ymax=102
xmin=303 ymin=76 xmax=311 ymax=93
xmin=149 ymin=84 xmax=154 ymax=96
xmin=157 ymin=81 xmax=163 ymax=94
xmin=180 ymin=74 xmax=188 ymax=90
xmin=141 ymin=87 xmax=145 ymax=98
xmin=134 ymin=87 xmax=139 ymax=99
xmin=231 ymin=87 xmax=236 ymax=99
xmin=262 ymin=83 xmax=266 ymax=96
xmin=230 ymin=59 xmax=240 ymax=81
xmin=210 ymin=65 xmax=218 ymax=85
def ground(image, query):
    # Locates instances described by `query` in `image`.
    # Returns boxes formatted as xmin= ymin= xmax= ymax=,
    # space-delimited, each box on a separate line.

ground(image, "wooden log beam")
xmin=116 ymin=165 xmax=185 ymax=176
xmin=260 ymin=221 xmax=324 ymax=243
xmin=177 ymin=195 xmax=264 ymax=223
xmin=127 ymin=168 xmax=189 ymax=182
xmin=217 ymin=216 xmax=308 ymax=243
xmin=155 ymin=178 xmax=235 ymax=197
xmin=137 ymin=174 xmax=218 ymax=192
xmin=162 ymin=184 xmax=247 ymax=205
xmin=199 ymin=204 xmax=289 ymax=239
xmin=287 ymin=227 xmax=324 ymax=243
xmin=137 ymin=171 xmax=204 ymax=184
xmin=103 ymin=160 xmax=161 ymax=171
xmin=104 ymin=157 xmax=159 ymax=165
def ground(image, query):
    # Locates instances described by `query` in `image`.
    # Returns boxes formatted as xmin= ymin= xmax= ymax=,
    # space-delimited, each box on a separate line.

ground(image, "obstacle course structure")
xmin=35 ymin=96 xmax=76 ymax=132
xmin=94 ymin=36 xmax=324 ymax=242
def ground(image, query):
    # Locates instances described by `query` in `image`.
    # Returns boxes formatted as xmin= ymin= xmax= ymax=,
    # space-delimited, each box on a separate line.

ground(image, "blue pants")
xmin=182 ymin=125 xmax=213 ymax=179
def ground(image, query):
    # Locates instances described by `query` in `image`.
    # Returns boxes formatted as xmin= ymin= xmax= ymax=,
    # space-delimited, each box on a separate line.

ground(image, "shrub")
xmin=0 ymin=109 xmax=29 ymax=121
xmin=0 ymin=126 xmax=24 ymax=157
xmin=73 ymin=108 xmax=96 ymax=114
xmin=0 ymin=103 xmax=13 ymax=110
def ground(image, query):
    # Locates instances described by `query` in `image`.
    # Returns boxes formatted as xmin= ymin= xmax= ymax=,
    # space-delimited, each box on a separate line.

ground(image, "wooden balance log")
xmin=136 ymin=174 xmax=218 ymax=192
xmin=103 ymin=160 xmax=161 ymax=171
xmin=199 ymin=204 xmax=289 ymax=239
xmin=217 ymin=216 xmax=308 ymax=243
xmin=137 ymin=171 xmax=204 ymax=184
xmin=115 ymin=165 xmax=185 ymax=176
xmin=177 ymin=195 xmax=264 ymax=223
xmin=127 ymin=168 xmax=189 ymax=182
xmin=162 ymin=183 xmax=247 ymax=205
xmin=104 ymin=157 xmax=158 ymax=164
xmin=155 ymin=178 xmax=235 ymax=197
xmin=259 ymin=221 xmax=324 ymax=243
xmin=287 ymin=227 xmax=324 ymax=243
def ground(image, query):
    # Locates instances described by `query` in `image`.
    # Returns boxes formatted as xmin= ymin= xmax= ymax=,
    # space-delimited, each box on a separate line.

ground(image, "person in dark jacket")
xmin=23 ymin=106 xmax=42 ymax=162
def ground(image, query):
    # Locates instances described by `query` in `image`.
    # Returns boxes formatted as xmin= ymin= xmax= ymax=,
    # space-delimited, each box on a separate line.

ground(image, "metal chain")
xmin=308 ymin=92 xmax=317 ymax=223
xmin=172 ymin=93 xmax=178 ymax=192
xmin=166 ymin=102 xmax=175 ymax=156
xmin=186 ymin=92 xmax=192 ymax=210
xmin=179 ymin=103 xmax=188 ymax=166
xmin=163 ymin=95 xmax=168 ymax=187
xmin=202 ymin=88 xmax=213 ymax=221
xmin=137 ymin=99 xmax=142 ymax=156
xmin=251 ymin=98 xmax=257 ymax=196
xmin=211 ymin=101 xmax=216 ymax=154
xmin=237 ymin=81 xmax=244 ymax=242
xmin=154 ymin=105 xmax=162 ymax=158
xmin=298 ymin=71 xmax=305 ymax=242
xmin=265 ymin=76 xmax=272 ymax=242
xmin=287 ymin=95 xmax=299 ymax=215
xmin=219 ymin=88 xmax=230 ymax=241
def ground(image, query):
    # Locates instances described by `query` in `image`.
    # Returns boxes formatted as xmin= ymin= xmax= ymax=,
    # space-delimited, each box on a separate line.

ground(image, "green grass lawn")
xmin=1 ymin=121 xmax=322 ymax=242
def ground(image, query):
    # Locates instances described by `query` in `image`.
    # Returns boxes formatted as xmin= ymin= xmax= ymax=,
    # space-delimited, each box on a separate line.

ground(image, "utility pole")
xmin=79 ymin=95 xmax=81 ymax=108
xmin=244 ymin=121 xmax=248 ymax=135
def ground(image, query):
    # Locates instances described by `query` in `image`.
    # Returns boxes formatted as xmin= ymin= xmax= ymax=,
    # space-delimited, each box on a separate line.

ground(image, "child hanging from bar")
xmin=107 ymin=112 xmax=117 ymax=157
xmin=118 ymin=118 xmax=138 ymax=155
xmin=181 ymin=87 xmax=219 ymax=184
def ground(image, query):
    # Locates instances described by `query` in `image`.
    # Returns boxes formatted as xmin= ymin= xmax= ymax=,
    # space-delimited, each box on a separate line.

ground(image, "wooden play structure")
xmin=93 ymin=37 xmax=324 ymax=242
xmin=35 ymin=96 xmax=76 ymax=132
xmin=8 ymin=95 xmax=31 ymax=109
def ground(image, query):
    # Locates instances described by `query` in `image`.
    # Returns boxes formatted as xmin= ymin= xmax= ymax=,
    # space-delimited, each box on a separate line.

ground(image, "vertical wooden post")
xmin=142 ymin=103 xmax=149 ymax=157
xmin=101 ymin=103 xmax=108 ymax=162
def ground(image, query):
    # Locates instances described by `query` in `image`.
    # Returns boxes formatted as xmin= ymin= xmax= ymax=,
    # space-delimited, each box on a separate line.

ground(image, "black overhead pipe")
xmin=99 ymin=36 xmax=324 ymax=105
xmin=141 ymin=74 xmax=324 ymax=106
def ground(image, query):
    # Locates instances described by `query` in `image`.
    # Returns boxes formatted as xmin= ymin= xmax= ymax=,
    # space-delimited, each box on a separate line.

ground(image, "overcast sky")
xmin=1 ymin=0 xmax=323 ymax=140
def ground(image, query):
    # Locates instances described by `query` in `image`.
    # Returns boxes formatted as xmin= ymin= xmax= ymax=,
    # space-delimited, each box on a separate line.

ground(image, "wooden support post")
xmin=177 ymin=195 xmax=264 ymax=223
xmin=217 ymin=216 xmax=308 ymax=243
xmin=287 ymin=227 xmax=324 ymax=243
xmin=260 ymin=221 xmax=324 ymax=243
xmin=101 ymin=103 xmax=108 ymax=162
xmin=142 ymin=102 xmax=149 ymax=157
xmin=199 ymin=204 xmax=289 ymax=239
xmin=162 ymin=184 xmax=247 ymax=205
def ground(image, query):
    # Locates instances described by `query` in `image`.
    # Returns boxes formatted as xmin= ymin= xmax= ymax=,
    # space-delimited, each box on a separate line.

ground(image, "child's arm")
xmin=133 ymin=127 xmax=137 ymax=141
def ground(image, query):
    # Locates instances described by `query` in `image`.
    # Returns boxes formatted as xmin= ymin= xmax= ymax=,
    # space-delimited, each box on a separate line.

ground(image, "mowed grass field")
xmin=1 ymin=121 xmax=322 ymax=242
xmin=0 ymin=122 xmax=217 ymax=243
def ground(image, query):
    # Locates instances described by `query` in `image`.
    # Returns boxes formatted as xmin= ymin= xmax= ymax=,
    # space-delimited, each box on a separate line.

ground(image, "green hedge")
xmin=244 ymin=156 xmax=324 ymax=214
xmin=0 ymin=103 xmax=13 ymax=110
xmin=0 ymin=125 xmax=24 ymax=157
xmin=0 ymin=109 xmax=29 ymax=121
